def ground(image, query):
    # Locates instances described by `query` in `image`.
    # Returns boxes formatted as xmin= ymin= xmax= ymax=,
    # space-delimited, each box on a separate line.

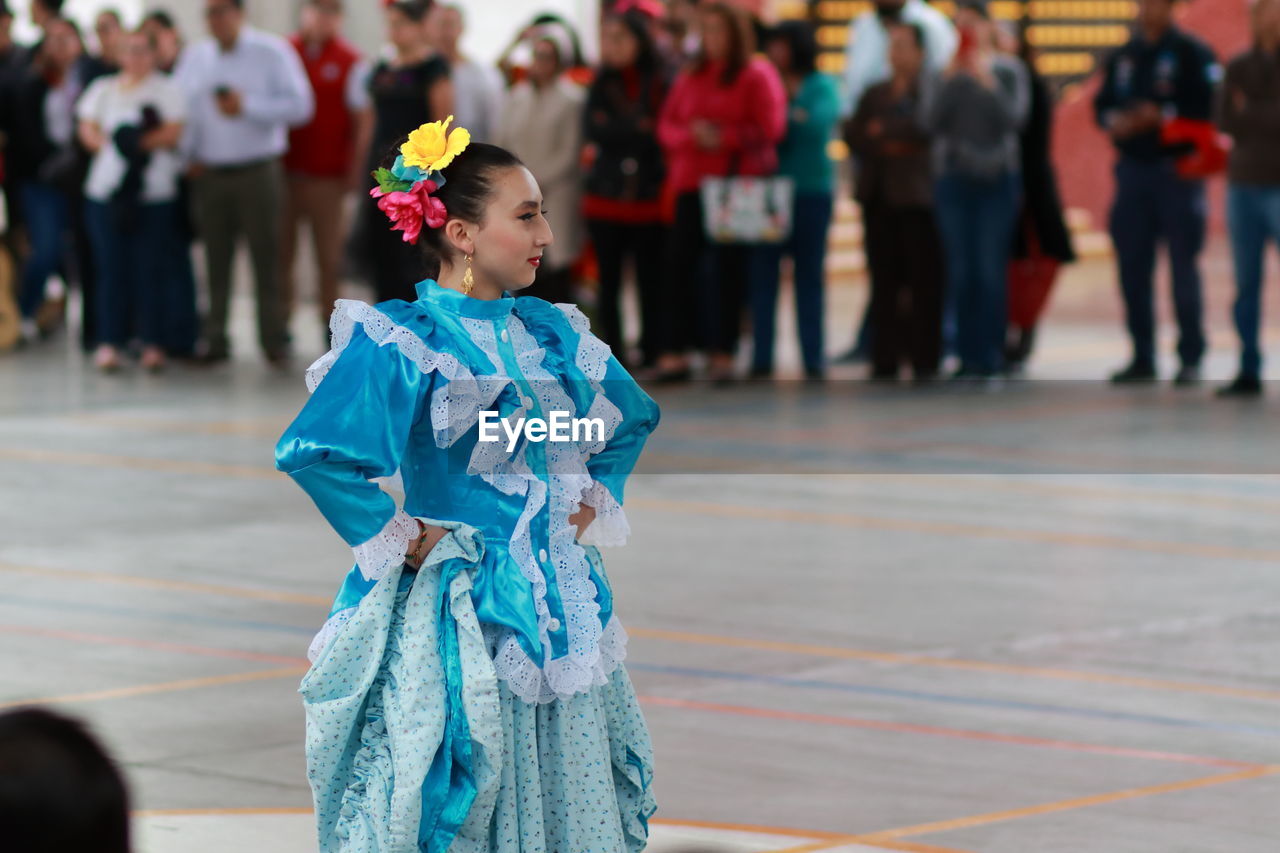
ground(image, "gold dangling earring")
xmin=461 ymin=255 xmax=474 ymax=295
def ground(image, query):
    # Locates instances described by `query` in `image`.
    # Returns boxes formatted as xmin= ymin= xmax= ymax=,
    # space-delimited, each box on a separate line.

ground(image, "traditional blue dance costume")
xmin=276 ymin=279 xmax=660 ymax=852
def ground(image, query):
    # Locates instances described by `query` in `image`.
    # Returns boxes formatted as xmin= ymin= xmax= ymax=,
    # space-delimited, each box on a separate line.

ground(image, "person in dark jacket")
xmin=8 ymin=17 xmax=105 ymax=345
xmin=847 ymin=21 xmax=943 ymax=382
xmin=1093 ymin=0 xmax=1219 ymax=386
xmin=582 ymin=7 xmax=669 ymax=369
xmin=1215 ymin=0 xmax=1280 ymax=398
xmin=1003 ymin=21 xmax=1075 ymax=371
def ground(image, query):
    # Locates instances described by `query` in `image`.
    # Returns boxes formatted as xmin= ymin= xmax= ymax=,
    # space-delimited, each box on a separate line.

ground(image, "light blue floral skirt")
xmin=299 ymin=522 xmax=656 ymax=852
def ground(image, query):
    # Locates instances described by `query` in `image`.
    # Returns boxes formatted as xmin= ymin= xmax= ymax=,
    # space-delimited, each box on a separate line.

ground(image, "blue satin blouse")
xmin=275 ymin=279 xmax=661 ymax=704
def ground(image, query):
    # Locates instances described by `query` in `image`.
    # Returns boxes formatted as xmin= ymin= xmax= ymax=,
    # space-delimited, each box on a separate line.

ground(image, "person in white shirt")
xmin=841 ymin=0 xmax=957 ymax=118
xmin=77 ymin=26 xmax=188 ymax=372
xmin=427 ymin=3 xmax=501 ymax=143
xmin=495 ymin=28 xmax=585 ymax=305
xmin=174 ymin=0 xmax=314 ymax=366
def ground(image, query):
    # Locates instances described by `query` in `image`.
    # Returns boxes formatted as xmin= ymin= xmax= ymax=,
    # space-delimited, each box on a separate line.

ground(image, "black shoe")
xmin=748 ymin=365 xmax=773 ymax=380
xmin=912 ymin=369 xmax=939 ymax=386
xmin=1172 ymin=364 xmax=1201 ymax=387
xmin=833 ymin=345 xmax=869 ymax=365
xmin=1109 ymin=361 xmax=1157 ymax=384
xmin=192 ymin=350 xmax=230 ymax=367
xmin=1216 ymin=374 xmax=1263 ymax=398
xmin=648 ymin=366 xmax=692 ymax=384
xmin=265 ymin=350 xmax=292 ymax=371
xmin=803 ymin=367 xmax=826 ymax=383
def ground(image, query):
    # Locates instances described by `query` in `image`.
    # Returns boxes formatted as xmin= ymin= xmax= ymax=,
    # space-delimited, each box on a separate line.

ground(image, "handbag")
xmin=699 ymin=152 xmax=793 ymax=245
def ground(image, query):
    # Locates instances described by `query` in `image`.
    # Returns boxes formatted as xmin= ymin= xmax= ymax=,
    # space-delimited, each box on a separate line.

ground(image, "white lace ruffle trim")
xmin=489 ymin=616 xmax=629 ymax=704
xmin=576 ymin=480 xmax=630 ymax=547
xmin=308 ymin=299 xmax=510 ymax=448
xmin=352 ymin=508 xmax=418 ymax=583
xmin=307 ymin=607 xmax=355 ymax=663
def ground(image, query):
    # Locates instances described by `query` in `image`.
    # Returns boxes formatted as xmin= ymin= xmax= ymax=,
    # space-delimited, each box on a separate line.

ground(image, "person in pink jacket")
xmin=653 ymin=1 xmax=785 ymax=384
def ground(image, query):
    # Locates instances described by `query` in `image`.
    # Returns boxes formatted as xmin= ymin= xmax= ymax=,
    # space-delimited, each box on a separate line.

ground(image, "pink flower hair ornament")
xmin=369 ymin=175 xmax=447 ymax=245
xmin=370 ymin=116 xmax=472 ymax=245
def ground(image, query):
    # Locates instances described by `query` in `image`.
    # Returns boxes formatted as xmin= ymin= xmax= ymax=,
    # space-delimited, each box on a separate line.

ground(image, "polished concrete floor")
xmin=2 ymin=245 xmax=1279 ymax=852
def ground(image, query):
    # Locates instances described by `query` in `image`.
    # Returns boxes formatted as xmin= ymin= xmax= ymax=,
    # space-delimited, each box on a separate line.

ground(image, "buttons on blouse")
xmin=547 ymin=617 xmax=562 ymax=631
xmin=538 ymin=548 xmax=549 ymax=563
xmin=499 ymin=328 xmax=509 ymax=343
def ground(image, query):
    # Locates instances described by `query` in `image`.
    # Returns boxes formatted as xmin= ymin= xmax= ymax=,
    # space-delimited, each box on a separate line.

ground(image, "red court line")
xmin=638 ymin=695 xmax=1261 ymax=770
xmin=0 ymin=625 xmax=310 ymax=667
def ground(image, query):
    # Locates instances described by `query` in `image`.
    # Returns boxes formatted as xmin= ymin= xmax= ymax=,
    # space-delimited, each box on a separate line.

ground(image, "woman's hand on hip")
xmin=569 ymin=503 xmax=597 ymax=540
xmin=405 ymin=521 xmax=449 ymax=569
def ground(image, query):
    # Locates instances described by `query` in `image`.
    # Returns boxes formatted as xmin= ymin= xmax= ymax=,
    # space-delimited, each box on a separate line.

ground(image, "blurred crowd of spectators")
xmin=0 ymin=0 xmax=1275 ymax=396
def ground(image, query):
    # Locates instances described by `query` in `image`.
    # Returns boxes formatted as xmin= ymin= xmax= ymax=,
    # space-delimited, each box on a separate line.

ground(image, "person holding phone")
xmin=923 ymin=0 xmax=1029 ymax=382
xmin=78 ymin=26 xmax=188 ymax=372
xmin=174 ymin=0 xmax=314 ymax=366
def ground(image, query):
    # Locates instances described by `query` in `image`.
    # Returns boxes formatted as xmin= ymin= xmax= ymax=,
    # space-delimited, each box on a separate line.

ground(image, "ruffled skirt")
xmin=300 ymin=521 xmax=656 ymax=853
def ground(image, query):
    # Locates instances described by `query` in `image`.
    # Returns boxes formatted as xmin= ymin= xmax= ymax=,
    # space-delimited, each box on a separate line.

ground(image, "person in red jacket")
xmin=281 ymin=0 xmax=372 ymax=338
xmin=654 ymin=0 xmax=785 ymax=383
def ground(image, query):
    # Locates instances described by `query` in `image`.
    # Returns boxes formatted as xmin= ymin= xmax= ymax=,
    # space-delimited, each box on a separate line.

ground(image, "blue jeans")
xmin=1108 ymin=158 xmax=1206 ymax=368
xmin=748 ymin=192 xmax=833 ymax=372
xmin=84 ymin=199 xmax=180 ymax=348
xmin=1227 ymin=183 xmax=1280 ymax=378
xmin=18 ymin=180 xmax=71 ymax=320
xmin=935 ymin=173 xmax=1020 ymax=375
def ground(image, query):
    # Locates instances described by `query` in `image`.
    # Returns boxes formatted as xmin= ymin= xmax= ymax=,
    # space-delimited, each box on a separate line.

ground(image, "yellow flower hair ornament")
xmin=369 ymin=117 xmax=473 ymax=244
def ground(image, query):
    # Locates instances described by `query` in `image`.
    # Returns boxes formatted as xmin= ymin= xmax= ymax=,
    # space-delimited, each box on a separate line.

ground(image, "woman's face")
xmin=765 ymin=37 xmax=791 ymax=73
xmin=601 ymin=18 xmax=640 ymax=70
xmin=386 ymin=8 xmax=424 ymax=53
xmin=529 ymin=39 xmax=561 ymax=84
xmin=468 ymin=166 xmax=554 ymax=292
xmin=700 ymin=10 xmax=731 ymax=62
xmin=44 ymin=20 xmax=81 ymax=68
xmin=888 ymin=26 xmax=923 ymax=77
xmin=955 ymin=10 xmax=992 ymax=49
xmin=121 ymin=32 xmax=156 ymax=78
xmin=1256 ymin=0 xmax=1280 ymax=42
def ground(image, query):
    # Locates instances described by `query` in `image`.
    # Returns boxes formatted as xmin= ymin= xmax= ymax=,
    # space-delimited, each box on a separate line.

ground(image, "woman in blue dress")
xmin=275 ymin=118 xmax=660 ymax=852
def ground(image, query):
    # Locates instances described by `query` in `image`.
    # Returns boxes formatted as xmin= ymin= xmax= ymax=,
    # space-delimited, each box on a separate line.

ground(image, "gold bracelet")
xmin=406 ymin=522 xmax=431 ymax=566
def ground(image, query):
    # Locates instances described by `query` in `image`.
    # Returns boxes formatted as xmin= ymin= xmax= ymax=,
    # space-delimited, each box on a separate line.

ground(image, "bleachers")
xmin=805 ymin=0 xmax=1137 ymax=95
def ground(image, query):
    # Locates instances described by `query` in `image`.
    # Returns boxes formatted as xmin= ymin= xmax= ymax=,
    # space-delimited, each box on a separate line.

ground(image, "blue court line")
xmin=628 ymin=662 xmax=1280 ymax=739
xmin=0 ymin=594 xmax=316 ymax=637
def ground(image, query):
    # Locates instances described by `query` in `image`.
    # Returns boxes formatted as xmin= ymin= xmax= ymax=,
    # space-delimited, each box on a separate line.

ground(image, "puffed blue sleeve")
xmin=552 ymin=304 xmax=661 ymax=546
xmin=584 ymin=352 xmax=661 ymax=506
xmin=275 ymin=309 xmax=430 ymax=581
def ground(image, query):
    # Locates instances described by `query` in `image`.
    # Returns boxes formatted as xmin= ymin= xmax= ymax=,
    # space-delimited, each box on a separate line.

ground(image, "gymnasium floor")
xmin=2 ymin=247 xmax=1277 ymax=852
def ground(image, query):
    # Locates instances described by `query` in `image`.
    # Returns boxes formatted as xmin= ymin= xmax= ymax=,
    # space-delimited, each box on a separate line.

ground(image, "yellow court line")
xmin=134 ymin=807 xmax=316 ymax=817
xmin=808 ymin=473 xmax=1280 ymax=516
xmin=8 ymin=559 xmax=1279 ymax=703
xmin=628 ymin=627 xmax=1280 ymax=702
xmin=127 ymin=809 xmax=973 ymax=853
xmin=0 ymin=447 xmax=278 ymax=480
xmin=70 ymin=413 xmax=289 ymax=438
xmin=0 ymin=561 xmax=331 ymax=607
xmin=8 ymin=447 xmax=1280 ymax=563
xmin=625 ymin=496 xmax=1280 ymax=565
xmin=768 ymin=765 xmax=1280 ymax=853
xmin=29 ymin=418 xmax=1280 ymax=512
xmin=0 ymin=666 xmax=307 ymax=710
